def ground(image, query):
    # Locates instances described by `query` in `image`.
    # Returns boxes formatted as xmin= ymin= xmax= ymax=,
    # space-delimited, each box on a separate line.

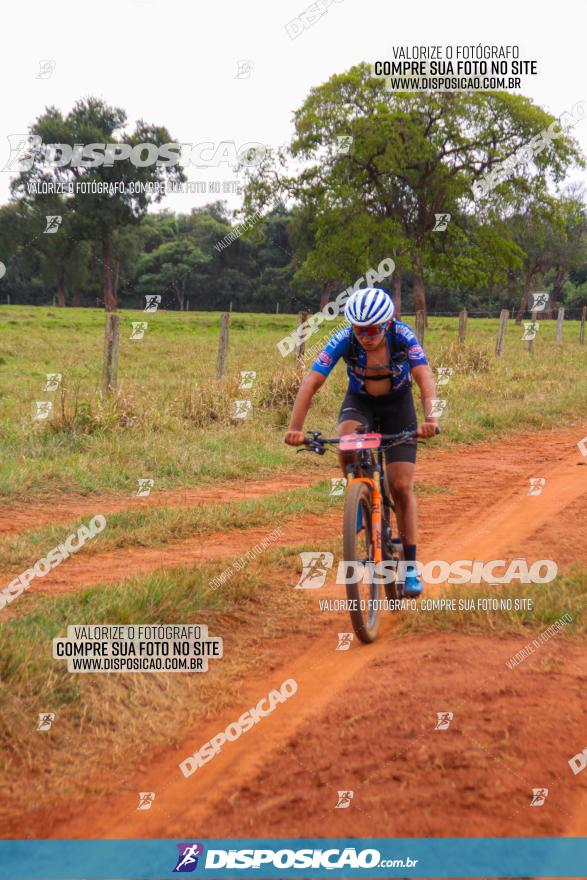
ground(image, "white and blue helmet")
xmin=344 ymin=288 xmax=394 ymax=327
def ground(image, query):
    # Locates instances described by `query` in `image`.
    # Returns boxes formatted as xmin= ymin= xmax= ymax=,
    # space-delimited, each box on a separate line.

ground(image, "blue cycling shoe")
xmin=402 ymin=564 xmax=424 ymax=597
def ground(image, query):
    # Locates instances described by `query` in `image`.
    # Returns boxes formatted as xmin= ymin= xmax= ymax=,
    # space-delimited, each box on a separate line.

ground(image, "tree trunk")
xmin=391 ymin=273 xmax=402 ymax=318
xmin=412 ymin=254 xmax=427 ymax=320
xmin=56 ymin=271 xmax=66 ymax=307
xmin=549 ymin=267 xmax=565 ymax=319
xmin=320 ymin=280 xmax=333 ymax=310
xmin=72 ymin=290 xmax=81 ymax=307
xmin=103 ymin=237 xmax=116 ymax=312
xmin=515 ymin=273 xmax=533 ymax=325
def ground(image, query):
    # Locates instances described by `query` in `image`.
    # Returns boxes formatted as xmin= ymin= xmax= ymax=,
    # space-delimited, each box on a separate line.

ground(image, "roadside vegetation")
xmin=1 ymin=307 xmax=586 ymax=498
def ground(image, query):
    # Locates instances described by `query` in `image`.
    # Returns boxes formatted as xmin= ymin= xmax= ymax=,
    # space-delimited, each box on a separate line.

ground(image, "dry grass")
xmin=45 ymin=383 xmax=146 ymax=434
xmin=430 ymin=342 xmax=491 ymax=374
xmin=0 ymin=553 xmax=317 ymax=828
xmin=176 ymin=375 xmax=243 ymax=427
xmin=257 ymin=367 xmax=304 ymax=408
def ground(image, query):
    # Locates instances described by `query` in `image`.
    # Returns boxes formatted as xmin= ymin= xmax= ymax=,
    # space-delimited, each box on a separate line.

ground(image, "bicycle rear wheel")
xmin=343 ymin=481 xmax=381 ymax=643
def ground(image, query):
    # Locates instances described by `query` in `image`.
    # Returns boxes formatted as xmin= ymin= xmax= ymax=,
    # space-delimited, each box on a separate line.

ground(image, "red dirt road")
xmin=2 ymin=428 xmax=585 ymax=604
xmin=0 ymin=472 xmax=317 ymax=536
xmin=6 ymin=426 xmax=586 ymax=841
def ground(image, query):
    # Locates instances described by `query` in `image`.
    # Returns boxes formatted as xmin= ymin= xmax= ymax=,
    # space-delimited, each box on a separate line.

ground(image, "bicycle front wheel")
xmin=343 ymin=481 xmax=381 ymax=643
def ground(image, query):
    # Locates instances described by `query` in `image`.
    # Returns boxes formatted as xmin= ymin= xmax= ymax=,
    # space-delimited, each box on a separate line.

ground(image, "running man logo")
xmin=37 ymin=60 xmax=56 ymax=79
xmin=2 ymin=134 xmax=43 ymax=172
xmin=44 ymin=215 xmax=62 ymax=233
xmin=235 ymin=59 xmax=254 ymax=79
xmin=137 ymin=478 xmax=154 ymax=498
xmin=435 ymin=366 xmax=453 ymax=387
xmin=330 ymin=477 xmax=346 ymax=497
xmin=569 ymin=747 xmax=587 ymax=776
xmin=45 ymin=373 xmax=62 ymax=392
xmin=435 ymin=711 xmax=453 ymax=730
xmin=232 ymin=399 xmax=252 ymax=420
xmin=130 ymin=322 xmax=148 ymax=340
xmin=522 ymin=322 xmax=539 ymax=341
xmin=530 ymin=788 xmax=548 ymax=806
xmin=433 ymin=213 xmax=451 ymax=232
xmin=33 ymin=401 xmax=53 ymax=421
xmin=36 ymin=713 xmax=55 ymax=732
xmin=173 ymin=843 xmax=204 ymax=873
xmin=137 ymin=792 xmax=155 ymax=811
xmin=336 ymin=632 xmax=353 ymax=651
xmin=336 ymin=135 xmax=353 ymax=155
xmin=295 ymin=552 xmax=334 ymax=589
xmin=531 ymin=292 xmax=549 ymax=311
xmin=335 ymin=790 xmax=354 ymax=809
xmin=528 ymin=478 xmax=546 ymax=496
xmin=427 ymin=399 xmax=448 ymax=419
xmin=239 ymin=371 xmax=257 ymax=390
xmin=144 ymin=294 xmax=161 ymax=312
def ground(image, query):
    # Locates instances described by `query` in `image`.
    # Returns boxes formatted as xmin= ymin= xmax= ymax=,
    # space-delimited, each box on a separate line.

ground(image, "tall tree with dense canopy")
xmin=11 ymin=97 xmax=185 ymax=311
xmin=244 ymin=66 xmax=584 ymax=315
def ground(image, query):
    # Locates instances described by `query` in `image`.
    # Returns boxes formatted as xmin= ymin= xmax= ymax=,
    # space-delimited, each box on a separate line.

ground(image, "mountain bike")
xmin=299 ymin=427 xmax=439 ymax=643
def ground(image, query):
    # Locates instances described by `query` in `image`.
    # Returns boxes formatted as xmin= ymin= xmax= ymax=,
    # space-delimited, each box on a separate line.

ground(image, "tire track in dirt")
xmin=0 ymin=472 xmax=320 ymax=536
xmin=25 ymin=426 xmax=587 ymax=840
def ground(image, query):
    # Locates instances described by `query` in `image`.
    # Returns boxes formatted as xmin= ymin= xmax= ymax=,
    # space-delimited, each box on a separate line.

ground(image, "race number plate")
xmin=339 ymin=432 xmax=382 ymax=451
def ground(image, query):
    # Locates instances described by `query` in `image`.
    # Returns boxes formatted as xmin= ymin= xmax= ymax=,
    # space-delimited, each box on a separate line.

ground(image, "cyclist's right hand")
xmin=284 ymin=430 xmax=306 ymax=446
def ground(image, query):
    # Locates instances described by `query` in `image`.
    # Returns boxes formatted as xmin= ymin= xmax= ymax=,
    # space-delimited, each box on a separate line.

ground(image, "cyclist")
xmin=284 ymin=288 xmax=438 ymax=596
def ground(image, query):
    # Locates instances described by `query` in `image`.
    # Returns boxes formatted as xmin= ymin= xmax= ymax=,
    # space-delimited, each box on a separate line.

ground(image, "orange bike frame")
xmin=348 ymin=476 xmax=382 ymax=564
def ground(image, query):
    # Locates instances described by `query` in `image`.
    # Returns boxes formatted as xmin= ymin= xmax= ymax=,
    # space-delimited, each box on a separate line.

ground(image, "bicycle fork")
xmin=352 ymin=477 xmax=383 ymax=564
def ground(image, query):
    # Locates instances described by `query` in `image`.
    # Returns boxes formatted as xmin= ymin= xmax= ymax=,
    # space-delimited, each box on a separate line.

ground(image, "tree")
xmin=136 ymin=239 xmax=210 ymax=310
xmin=505 ymin=194 xmax=587 ymax=322
xmin=28 ymin=202 xmax=90 ymax=306
xmin=544 ymin=189 xmax=587 ymax=316
xmin=245 ymin=66 xmax=584 ymax=315
xmin=11 ymin=97 xmax=185 ymax=311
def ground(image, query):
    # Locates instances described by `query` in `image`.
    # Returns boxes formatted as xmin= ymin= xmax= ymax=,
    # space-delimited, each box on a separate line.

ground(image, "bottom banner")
xmin=0 ymin=838 xmax=586 ymax=879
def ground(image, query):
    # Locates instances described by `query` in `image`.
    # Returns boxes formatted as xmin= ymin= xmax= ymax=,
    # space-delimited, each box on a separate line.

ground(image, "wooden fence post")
xmin=296 ymin=310 xmax=309 ymax=367
xmin=580 ymin=306 xmax=586 ymax=345
xmin=216 ymin=312 xmax=230 ymax=379
xmin=556 ymin=306 xmax=565 ymax=344
xmin=415 ymin=310 xmax=425 ymax=346
xmin=495 ymin=309 xmax=509 ymax=356
xmin=458 ymin=308 xmax=468 ymax=344
xmin=276 ymin=302 xmax=280 ymax=314
xmin=528 ymin=309 xmax=537 ymax=355
xmin=102 ymin=313 xmax=120 ymax=395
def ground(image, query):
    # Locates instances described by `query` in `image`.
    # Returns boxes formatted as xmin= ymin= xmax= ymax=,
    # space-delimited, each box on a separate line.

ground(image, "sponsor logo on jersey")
xmin=317 ymin=351 xmax=333 ymax=367
xmin=408 ymin=344 xmax=424 ymax=358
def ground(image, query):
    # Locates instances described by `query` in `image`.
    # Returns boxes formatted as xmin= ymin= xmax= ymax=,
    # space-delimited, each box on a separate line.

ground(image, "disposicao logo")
xmin=173 ymin=843 xmax=204 ymax=872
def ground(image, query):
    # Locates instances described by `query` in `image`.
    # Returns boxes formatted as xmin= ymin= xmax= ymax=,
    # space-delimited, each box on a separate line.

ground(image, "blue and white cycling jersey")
xmin=311 ymin=321 xmax=428 ymax=396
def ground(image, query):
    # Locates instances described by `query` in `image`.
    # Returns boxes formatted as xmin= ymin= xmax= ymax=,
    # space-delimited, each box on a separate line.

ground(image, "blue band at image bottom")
xmin=1 ymin=837 xmax=586 ymax=879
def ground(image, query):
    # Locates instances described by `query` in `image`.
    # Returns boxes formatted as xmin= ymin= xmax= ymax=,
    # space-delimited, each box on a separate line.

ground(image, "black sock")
xmin=403 ymin=544 xmax=417 ymax=562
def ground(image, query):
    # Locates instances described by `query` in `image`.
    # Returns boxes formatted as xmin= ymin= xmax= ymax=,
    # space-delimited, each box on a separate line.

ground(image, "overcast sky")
xmin=1 ymin=0 xmax=585 ymax=214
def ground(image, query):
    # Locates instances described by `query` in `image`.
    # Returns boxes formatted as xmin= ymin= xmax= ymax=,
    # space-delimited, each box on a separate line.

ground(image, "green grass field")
xmin=1 ymin=305 xmax=586 ymax=498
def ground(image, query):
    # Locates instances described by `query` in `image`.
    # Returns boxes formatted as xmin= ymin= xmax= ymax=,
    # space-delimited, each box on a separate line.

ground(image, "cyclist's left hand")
xmin=417 ymin=420 xmax=438 ymax=438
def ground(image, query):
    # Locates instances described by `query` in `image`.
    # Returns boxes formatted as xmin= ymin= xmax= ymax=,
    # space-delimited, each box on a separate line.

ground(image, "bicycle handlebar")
xmin=299 ymin=426 xmax=440 ymax=454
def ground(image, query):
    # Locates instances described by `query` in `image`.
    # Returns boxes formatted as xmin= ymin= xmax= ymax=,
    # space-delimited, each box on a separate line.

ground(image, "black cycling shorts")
xmin=338 ymin=389 xmax=418 ymax=464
